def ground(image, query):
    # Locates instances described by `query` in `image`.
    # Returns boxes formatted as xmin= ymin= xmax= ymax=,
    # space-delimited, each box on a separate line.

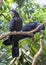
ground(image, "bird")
xmin=3 ymin=10 xmax=22 ymax=57
xmin=19 ymin=22 xmax=45 ymax=40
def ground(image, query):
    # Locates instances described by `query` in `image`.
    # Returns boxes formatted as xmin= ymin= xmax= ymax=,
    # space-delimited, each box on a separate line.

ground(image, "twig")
xmin=9 ymin=58 xmax=16 ymax=65
xmin=32 ymin=38 xmax=44 ymax=65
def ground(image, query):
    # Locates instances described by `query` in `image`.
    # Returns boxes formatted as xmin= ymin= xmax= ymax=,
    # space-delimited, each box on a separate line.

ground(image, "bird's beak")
xmin=10 ymin=11 xmax=14 ymax=17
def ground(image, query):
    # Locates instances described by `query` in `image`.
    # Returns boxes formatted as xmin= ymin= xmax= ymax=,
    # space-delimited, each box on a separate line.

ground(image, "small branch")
xmin=0 ymin=21 xmax=46 ymax=40
xmin=21 ymin=49 xmax=33 ymax=63
xmin=32 ymin=38 xmax=44 ymax=65
xmin=9 ymin=58 xmax=16 ymax=65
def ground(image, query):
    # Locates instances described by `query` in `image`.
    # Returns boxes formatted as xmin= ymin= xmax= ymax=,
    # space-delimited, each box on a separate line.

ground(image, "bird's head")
xmin=10 ymin=10 xmax=19 ymax=18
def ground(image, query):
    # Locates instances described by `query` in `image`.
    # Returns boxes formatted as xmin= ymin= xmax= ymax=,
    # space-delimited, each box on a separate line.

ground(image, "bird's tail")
xmin=12 ymin=46 xmax=19 ymax=57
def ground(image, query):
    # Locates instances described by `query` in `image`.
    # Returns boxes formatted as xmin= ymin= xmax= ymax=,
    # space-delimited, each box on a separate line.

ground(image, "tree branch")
xmin=0 ymin=21 xmax=46 ymax=40
xmin=32 ymin=38 xmax=44 ymax=65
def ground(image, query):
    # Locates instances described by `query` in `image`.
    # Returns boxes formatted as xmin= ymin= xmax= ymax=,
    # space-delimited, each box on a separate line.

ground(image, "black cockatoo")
xmin=3 ymin=10 xmax=22 ymax=57
xmin=19 ymin=22 xmax=45 ymax=40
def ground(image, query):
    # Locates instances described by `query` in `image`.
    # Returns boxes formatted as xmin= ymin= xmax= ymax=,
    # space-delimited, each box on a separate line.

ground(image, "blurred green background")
xmin=0 ymin=0 xmax=46 ymax=65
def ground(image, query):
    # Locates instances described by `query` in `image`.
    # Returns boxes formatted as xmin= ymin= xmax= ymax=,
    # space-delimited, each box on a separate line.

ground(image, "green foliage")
xmin=0 ymin=0 xmax=46 ymax=65
xmin=32 ymin=8 xmax=46 ymax=22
